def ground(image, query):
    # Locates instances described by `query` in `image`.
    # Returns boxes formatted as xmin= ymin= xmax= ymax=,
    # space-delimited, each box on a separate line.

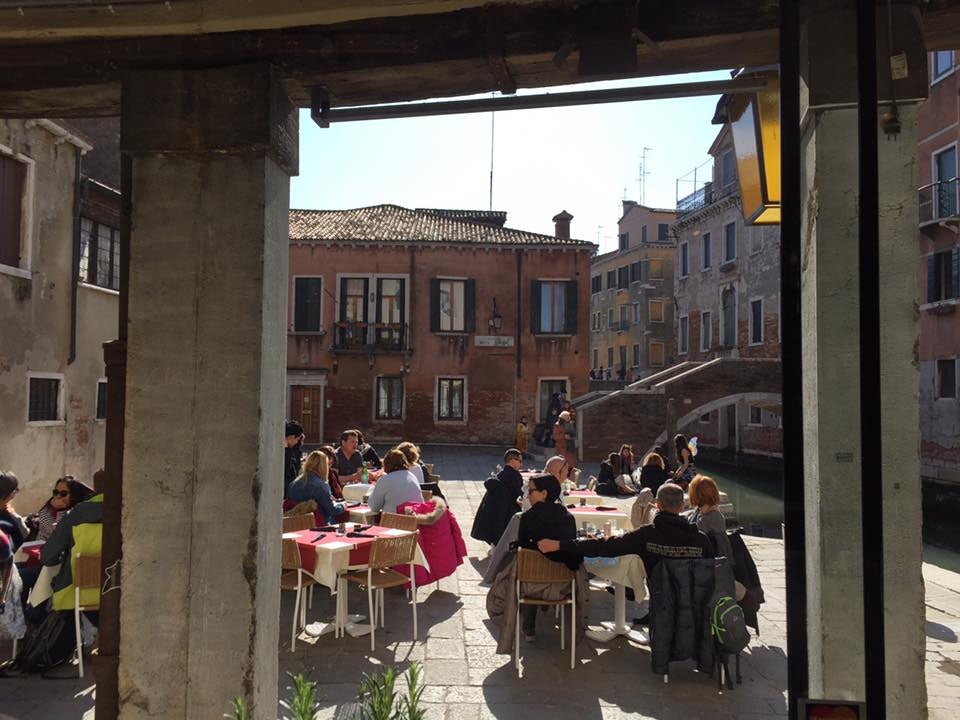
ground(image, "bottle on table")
xmin=361 ymin=461 xmax=369 ymax=484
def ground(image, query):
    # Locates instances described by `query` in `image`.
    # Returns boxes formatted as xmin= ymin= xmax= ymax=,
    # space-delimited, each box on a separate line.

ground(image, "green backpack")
xmin=710 ymin=594 xmax=750 ymax=655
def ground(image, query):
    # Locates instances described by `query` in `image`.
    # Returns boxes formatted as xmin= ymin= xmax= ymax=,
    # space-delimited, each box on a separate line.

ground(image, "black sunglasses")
xmin=51 ymin=489 xmax=70 ymax=498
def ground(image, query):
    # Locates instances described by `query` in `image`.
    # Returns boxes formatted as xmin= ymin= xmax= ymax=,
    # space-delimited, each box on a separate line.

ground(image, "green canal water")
xmin=696 ymin=459 xmax=785 ymax=538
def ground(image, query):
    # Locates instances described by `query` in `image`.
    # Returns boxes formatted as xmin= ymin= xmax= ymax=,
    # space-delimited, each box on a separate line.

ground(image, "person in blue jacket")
xmin=287 ymin=451 xmax=345 ymax=525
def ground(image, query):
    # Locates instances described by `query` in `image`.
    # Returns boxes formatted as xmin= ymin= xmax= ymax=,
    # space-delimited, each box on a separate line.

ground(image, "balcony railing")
xmin=677 ymin=181 xmax=713 ymax=218
xmin=920 ymin=178 xmax=959 ymax=226
xmin=331 ymin=321 xmax=408 ymax=353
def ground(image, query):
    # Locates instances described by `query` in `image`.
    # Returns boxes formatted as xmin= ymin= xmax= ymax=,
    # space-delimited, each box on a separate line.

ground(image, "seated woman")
xmin=596 ymin=453 xmax=637 ymax=497
xmin=618 ymin=444 xmax=635 ymax=477
xmin=396 ymin=442 xmax=426 ymax=484
xmin=287 ymin=451 xmax=345 ymax=526
xmin=515 ymin=473 xmax=579 ymax=641
xmin=638 ymin=451 xmax=668 ymax=497
xmin=27 ymin=476 xmax=94 ymax=543
xmin=0 ymin=472 xmax=28 ymax=552
xmin=685 ymin=474 xmax=733 ymax=562
xmin=367 ymin=449 xmax=424 ymax=514
xmin=317 ymin=445 xmax=344 ymax=500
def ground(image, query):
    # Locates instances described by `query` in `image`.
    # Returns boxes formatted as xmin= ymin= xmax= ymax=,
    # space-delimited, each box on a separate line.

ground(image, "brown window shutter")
xmin=0 ymin=155 xmax=24 ymax=268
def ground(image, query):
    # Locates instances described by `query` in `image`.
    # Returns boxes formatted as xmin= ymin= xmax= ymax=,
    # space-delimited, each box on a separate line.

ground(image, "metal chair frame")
xmin=514 ymin=549 xmax=576 ymax=674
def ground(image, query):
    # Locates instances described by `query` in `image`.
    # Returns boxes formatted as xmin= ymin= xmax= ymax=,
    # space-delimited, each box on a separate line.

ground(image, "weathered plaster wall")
xmin=0 ymin=119 xmax=116 ymax=513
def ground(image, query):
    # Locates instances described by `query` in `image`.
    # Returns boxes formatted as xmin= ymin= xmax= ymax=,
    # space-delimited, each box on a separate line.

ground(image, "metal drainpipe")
xmin=68 ymin=147 xmax=82 ymax=365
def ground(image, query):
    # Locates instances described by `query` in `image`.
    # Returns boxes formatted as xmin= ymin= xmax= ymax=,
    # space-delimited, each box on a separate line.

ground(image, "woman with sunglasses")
xmin=0 ymin=471 xmax=28 ymax=552
xmin=27 ymin=476 xmax=94 ymax=542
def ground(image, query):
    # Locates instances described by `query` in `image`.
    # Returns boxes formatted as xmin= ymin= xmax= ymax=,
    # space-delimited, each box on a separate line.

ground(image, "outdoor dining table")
xmin=566 ymin=504 xmax=631 ymax=531
xmin=345 ymin=503 xmax=380 ymax=524
xmin=582 ymin=553 xmax=648 ymax=644
xmin=563 ymin=489 xmax=606 ymax=506
xmin=288 ymin=523 xmax=429 ymax=637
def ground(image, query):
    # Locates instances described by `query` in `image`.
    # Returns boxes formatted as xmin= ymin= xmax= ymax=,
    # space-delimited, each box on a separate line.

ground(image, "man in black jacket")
xmin=470 ymin=449 xmax=524 ymax=545
xmin=283 ymin=421 xmax=304 ymax=499
xmin=537 ymin=483 xmax=713 ymax=578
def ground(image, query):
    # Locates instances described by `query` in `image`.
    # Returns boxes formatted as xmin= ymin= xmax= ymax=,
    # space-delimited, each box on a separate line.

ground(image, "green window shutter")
xmin=464 ymin=279 xmax=476 ymax=333
xmin=928 ymin=255 xmax=938 ymax=303
xmin=530 ymin=280 xmax=542 ymax=334
xmin=564 ymin=279 xmax=578 ymax=334
xmin=430 ymin=278 xmax=441 ymax=332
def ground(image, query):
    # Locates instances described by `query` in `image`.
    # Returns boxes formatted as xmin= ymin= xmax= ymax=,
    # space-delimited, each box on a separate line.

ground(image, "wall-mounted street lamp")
xmin=728 ymin=72 xmax=781 ymax=225
xmin=489 ymin=298 xmax=503 ymax=334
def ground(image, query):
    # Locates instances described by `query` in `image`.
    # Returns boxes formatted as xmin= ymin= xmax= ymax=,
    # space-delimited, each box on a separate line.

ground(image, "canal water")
xmin=696 ymin=458 xmax=785 ymax=538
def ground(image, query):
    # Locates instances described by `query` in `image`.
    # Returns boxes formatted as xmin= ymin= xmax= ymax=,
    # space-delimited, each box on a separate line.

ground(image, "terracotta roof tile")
xmin=289 ymin=205 xmax=594 ymax=248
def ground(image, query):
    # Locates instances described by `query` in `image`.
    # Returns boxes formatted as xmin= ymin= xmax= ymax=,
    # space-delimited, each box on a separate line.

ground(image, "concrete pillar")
xmin=118 ymin=64 xmax=297 ymax=719
xmin=800 ymin=2 xmax=926 ymax=715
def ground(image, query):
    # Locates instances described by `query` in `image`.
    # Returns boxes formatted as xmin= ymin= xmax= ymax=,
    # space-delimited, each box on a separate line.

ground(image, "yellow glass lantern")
xmin=728 ymin=74 xmax=781 ymax=225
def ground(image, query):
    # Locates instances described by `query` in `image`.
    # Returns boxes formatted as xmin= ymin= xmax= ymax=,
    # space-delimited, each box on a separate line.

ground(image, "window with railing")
xmin=336 ymin=276 xmax=409 ymax=351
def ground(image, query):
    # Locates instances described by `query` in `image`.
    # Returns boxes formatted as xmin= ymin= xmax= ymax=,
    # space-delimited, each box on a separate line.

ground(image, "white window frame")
xmin=537 ymin=277 xmax=572 ymax=335
xmin=749 ymin=297 xmax=764 ymax=345
xmin=0 ymin=145 xmax=36 ymax=281
xmin=26 ymin=371 xmax=65 ymax=426
xmin=701 ymin=311 xmax=712 ymax=352
xmin=336 ymin=272 xmax=411 ymax=334
xmin=372 ymin=374 xmax=405 ymax=423
xmin=748 ymin=405 xmax=764 ymax=426
xmin=701 ymin=231 xmax=712 ymax=271
xmin=95 ymin=377 xmax=108 ymax=422
xmin=535 ymin=376 xmax=570 ymax=424
xmin=290 ymin=275 xmax=325 ymax=334
xmin=679 ymin=241 xmax=689 ymax=278
xmin=723 ymin=221 xmax=737 ymax=263
xmin=434 ymin=375 xmax=468 ymax=424
xmin=932 ymin=50 xmax=956 ymax=85
xmin=678 ymin=314 xmax=689 ymax=355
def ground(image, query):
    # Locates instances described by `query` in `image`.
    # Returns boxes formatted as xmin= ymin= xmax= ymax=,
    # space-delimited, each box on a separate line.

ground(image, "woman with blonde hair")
xmin=396 ymin=441 xmax=426 ymax=484
xmin=287 ymin=451 xmax=345 ymax=525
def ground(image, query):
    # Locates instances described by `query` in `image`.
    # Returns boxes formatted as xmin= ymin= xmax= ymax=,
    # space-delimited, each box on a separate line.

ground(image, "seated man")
xmin=334 ymin=430 xmax=365 ymax=484
xmin=537 ymin=483 xmax=713 ymax=579
xmin=470 ymin=449 xmax=524 ymax=546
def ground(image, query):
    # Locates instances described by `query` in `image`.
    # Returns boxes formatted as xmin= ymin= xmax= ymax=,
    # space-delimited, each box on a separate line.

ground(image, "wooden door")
xmin=291 ymin=386 xmax=322 ymax=444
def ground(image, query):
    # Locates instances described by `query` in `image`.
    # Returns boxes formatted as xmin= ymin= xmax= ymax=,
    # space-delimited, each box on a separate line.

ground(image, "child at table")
xmin=287 ymin=452 xmax=345 ymax=526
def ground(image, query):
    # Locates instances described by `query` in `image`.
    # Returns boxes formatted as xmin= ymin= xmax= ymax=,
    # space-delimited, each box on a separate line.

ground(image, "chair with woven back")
xmin=282 ymin=513 xmax=315 ymax=533
xmin=280 ymin=538 xmax=319 ymax=651
xmin=379 ymin=512 xmax=418 ymax=533
xmin=73 ymin=553 xmax=102 ymax=679
xmin=339 ymin=532 xmax=419 ymax=651
xmin=514 ymin=549 xmax=577 ymax=673
xmin=420 ymin=489 xmax=433 ymax=501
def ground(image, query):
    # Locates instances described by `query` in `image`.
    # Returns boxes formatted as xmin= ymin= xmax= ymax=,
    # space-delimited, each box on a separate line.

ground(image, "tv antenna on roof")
xmin=636 ymin=146 xmax=652 ymax=205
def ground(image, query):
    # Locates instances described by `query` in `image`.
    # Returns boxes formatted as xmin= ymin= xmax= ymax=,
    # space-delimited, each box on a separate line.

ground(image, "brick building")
xmin=918 ymin=48 xmax=960 ymax=521
xmin=0 ymin=118 xmax=121 ymax=512
xmin=671 ymin=120 xmax=782 ymax=459
xmin=287 ymin=205 xmax=594 ymax=447
xmin=589 ymin=201 xmax=676 ymax=383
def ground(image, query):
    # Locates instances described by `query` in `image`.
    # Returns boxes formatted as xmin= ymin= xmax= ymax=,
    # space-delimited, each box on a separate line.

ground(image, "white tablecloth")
xmin=583 ymin=554 xmax=647 ymax=602
xmin=342 ymin=483 xmax=373 ymax=502
xmin=567 ymin=507 xmax=630 ymax=531
xmin=294 ymin=529 xmax=429 ymax=590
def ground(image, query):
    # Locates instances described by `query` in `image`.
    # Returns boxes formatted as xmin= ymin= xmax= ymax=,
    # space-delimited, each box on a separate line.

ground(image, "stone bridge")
xmin=575 ymin=357 xmax=782 ymax=462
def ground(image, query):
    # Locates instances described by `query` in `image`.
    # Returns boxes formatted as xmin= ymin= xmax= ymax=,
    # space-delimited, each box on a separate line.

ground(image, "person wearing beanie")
xmin=284 ymin=421 xmax=305 ymax=499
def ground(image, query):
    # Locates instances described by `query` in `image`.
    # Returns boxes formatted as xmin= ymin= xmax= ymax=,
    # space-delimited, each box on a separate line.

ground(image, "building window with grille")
xmin=934 ymin=146 xmax=958 ymax=219
xmin=293 ymin=277 xmax=323 ymax=332
xmin=702 ymin=232 xmax=712 ymax=270
xmin=679 ymin=316 xmax=689 ymax=354
xmin=375 ymin=376 xmax=404 ymax=420
xmin=78 ymin=218 xmax=120 ymax=290
xmin=649 ymin=300 xmax=664 ymax=323
xmin=27 ymin=374 xmax=63 ymax=423
xmin=96 ymin=380 xmax=108 ymax=421
xmin=649 ymin=341 xmax=665 ymax=367
xmin=938 ymin=359 xmax=957 ymax=399
xmin=436 ymin=377 xmax=466 ymax=421
xmin=701 ymin=311 xmax=712 ymax=351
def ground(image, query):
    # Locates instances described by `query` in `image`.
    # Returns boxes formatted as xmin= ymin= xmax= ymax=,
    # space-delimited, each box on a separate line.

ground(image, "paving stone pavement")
xmin=0 ymin=444 xmax=957 ymax=719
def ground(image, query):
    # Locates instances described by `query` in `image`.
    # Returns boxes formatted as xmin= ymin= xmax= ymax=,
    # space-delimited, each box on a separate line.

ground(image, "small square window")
xmin=28 ymin=377 xmax=61 ymax=422
xmin=938 ymin=359 xmax=956 ymax=399
xmin=96 ymin=380 xmax=108 ymax=420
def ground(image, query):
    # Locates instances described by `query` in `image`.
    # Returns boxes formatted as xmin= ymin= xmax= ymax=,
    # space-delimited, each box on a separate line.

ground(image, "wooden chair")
xmin=379 ymin=512 xmax=418 ymax=532
xmin=340 ymin=532 xmax=419 ymax=651
xmin=73 ymin=554 xmax=102 ymax=678
xmin=280 ymin=538 xmax=318 ymax=651
xmin=514 ymin=549 xmax=577 ymax=673
xmin=282 ymin=513 xmax=315 ymax=533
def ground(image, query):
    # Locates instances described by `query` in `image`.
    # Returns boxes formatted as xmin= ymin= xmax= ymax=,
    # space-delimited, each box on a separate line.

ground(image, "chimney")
xmin=552 ymin=210 xmax=573 ymax=240
xmin=622 ymin=199 xmax=637 ymax=216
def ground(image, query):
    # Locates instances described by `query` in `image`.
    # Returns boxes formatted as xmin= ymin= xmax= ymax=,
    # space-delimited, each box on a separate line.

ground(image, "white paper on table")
xmin=282 ymin=532 xmax=302 ymax=539
xmin=380 ymin=528 xmax=410 ymax=536
xmin=322 ymin=541 xmax=353 ymax=550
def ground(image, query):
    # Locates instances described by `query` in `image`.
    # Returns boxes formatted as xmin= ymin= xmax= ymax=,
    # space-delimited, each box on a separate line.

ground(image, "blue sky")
xmin=291 ymin=70 xmax=730 ymax=255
